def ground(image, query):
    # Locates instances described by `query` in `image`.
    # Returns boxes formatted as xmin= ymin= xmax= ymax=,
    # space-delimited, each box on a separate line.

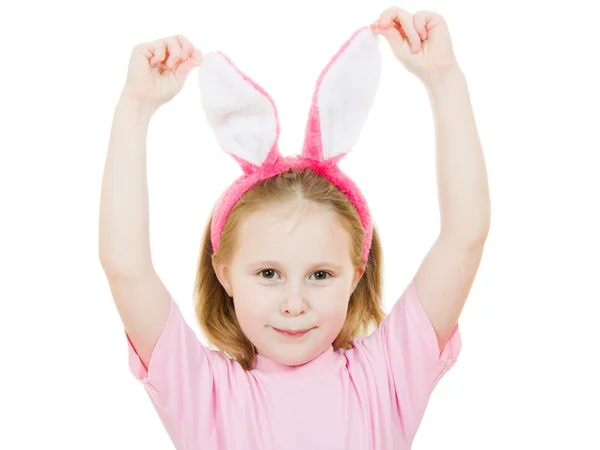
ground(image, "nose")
xmin=281 ymin=283 xmax=307 ymax=316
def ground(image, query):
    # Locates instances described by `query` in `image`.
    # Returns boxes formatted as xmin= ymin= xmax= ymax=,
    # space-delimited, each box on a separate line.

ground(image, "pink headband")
xmin=198 ymin=27 xmax=381 ymax=263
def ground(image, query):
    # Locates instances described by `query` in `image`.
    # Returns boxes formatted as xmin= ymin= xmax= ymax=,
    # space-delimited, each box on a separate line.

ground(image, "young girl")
xmin=99 ymin=6 xmax=490 ymax=450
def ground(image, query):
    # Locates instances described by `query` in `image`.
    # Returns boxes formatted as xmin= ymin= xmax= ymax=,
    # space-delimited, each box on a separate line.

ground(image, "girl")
xmin=99 ymin=6 xmax=490 ymax=449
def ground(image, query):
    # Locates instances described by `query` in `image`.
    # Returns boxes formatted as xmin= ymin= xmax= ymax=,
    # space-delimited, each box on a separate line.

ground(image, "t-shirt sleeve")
xmin=352 ymin=278 xmax=462 ymax=438
xmin=125 ymin=295 xmax=229 ymax=447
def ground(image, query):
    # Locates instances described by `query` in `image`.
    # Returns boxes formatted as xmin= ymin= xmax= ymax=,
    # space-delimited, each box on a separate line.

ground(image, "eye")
xmin=259 ymin=269 xmax=279 ymax=279
xmin=310 ymin=271 xmax=331 ymax=280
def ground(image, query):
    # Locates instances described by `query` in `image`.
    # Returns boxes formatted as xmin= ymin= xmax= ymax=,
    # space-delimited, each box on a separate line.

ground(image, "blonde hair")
xmin=194 ymin=167 xmax=385 ymax=370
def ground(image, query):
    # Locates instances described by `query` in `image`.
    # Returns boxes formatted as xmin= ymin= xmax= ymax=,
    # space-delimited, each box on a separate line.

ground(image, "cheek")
xmin=231 ymin=280 xmax=274 ymax=332
xmin=313 ymin=283 xmax=352 ymax=324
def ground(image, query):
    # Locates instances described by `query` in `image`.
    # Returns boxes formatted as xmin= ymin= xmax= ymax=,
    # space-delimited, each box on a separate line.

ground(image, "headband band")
xmin=198 ymin=27 xmax=381 ymax=263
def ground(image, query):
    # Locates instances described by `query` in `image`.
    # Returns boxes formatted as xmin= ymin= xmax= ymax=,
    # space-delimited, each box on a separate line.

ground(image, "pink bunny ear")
xmin=202 ymin=29 xmax=380 ymax=262
xmin=198 ymin=52 xmax=283 ymax=174
xmin=302 ymin=27 xmax=381 ymax=162
xmin=299 ymin=27 xmax=381 ymax=263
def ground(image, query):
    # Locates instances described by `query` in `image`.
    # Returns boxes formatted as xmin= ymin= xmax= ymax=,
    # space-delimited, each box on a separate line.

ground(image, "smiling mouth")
xmin=272 ymin=327 xmax=315 ymax=339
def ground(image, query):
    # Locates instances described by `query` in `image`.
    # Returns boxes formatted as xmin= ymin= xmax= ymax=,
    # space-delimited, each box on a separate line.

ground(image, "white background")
xmin=1 ymin=0 xmax=599 ymax=448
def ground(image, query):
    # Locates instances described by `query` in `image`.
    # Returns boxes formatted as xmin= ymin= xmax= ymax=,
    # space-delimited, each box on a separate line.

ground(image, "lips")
xmin=272 ymin=327 xmax=314 ymax=338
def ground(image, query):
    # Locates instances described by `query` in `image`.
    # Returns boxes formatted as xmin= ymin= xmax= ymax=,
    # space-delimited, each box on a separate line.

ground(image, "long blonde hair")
xmin=194 ymin=167 xmax=384 ymax=370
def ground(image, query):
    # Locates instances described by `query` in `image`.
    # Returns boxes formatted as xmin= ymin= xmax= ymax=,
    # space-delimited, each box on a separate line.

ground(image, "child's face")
xmin=215 ymin=199 xmax=364 ymax=367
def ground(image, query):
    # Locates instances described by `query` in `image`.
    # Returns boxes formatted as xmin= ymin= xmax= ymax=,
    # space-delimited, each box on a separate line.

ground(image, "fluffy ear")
xmin=302 ymin=27 xmax=381 ymax=162
xmin=198 ymin=52 xmax=282 ymax=174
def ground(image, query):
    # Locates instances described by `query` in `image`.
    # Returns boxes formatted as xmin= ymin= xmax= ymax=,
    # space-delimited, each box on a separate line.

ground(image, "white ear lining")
xmin=318 ymin=30 xmax=381 ymax=160
xmin=199 ymin=53 xmax=277 ymax=166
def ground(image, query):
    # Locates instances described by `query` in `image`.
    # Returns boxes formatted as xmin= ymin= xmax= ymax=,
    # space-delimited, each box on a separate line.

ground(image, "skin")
xmin=372 ymin=7 xmax=491 ymax=352
xmin=213 ymin=199 xmax=364 ymax=366
xmin=107 ymin=5 xmax=490 ymax=369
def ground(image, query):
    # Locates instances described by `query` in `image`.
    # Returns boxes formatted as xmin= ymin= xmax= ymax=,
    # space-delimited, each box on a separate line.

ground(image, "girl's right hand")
xmin=120 ymin=35 xmax=203 ymax=112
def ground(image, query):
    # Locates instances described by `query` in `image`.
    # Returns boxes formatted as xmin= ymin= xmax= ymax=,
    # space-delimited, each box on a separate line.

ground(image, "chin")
xmin=255 ymin=327 xmax=336 ymax=366
xmin=266 ymin=343 xmax=323 ymax=367
xmin=258 ymin=344 xmax=322 ymax=366
xmin=271 ymin=354 xmax=315 ymax=367
xmin=280 ymin=351 xmax=316 ymax=366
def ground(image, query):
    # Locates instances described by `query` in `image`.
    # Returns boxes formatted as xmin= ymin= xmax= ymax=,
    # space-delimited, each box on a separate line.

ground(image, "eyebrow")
xmin=247 ymin=261 xmax=344 ymax=271
xmin=247 ymin=260 xmax=280 ymax=267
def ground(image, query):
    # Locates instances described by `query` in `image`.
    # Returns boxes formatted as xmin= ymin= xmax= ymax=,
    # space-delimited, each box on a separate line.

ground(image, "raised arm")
xmin=413 ymin=69 xmax=490 ymax=352
xmin=373 ymin=8 xmax=491 ymax=353
xmin=98 ymin=96 xmax=171 ymax=369
xmin=99 ymin=36 xmax=202 ymax=368
xmin=99 ymin=97 xmax=156 ymax=276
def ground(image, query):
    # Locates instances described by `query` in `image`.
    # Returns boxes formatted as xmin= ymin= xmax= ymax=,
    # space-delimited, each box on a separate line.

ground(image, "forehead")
xmin=235 ymin=199 xmax=353 ymax=263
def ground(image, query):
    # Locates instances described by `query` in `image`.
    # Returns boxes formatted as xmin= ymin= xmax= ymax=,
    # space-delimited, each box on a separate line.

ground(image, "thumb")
xmin=174 ymin=58 xmax=202 ymax=83
xmin=378 ymin=27 xmax=409 ymax=59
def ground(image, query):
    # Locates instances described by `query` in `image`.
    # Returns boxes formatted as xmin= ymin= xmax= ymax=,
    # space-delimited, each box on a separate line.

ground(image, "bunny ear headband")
xmin=198 ymin=27 xmax=381 ymax=264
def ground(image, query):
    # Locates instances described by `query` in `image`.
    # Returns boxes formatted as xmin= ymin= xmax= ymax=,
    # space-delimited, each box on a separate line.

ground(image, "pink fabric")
xmin=126 ymin=280 xmax=461 ymax=449
xmin=211 ymin=153 xmax=373 ymax=262
xmin=212 ymin=51 xmax=284 ymax=177
xmin=301 ymin=27 xmax=366 ymax=161
xmin=210 ymin=28 xmax=374 ymax=263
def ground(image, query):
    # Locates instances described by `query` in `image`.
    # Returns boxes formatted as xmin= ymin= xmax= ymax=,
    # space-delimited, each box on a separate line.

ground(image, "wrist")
xmin=116 ymin=93 xmax=157 ymax=121
xmin=424 ymin=66 xmax=467 ymax=100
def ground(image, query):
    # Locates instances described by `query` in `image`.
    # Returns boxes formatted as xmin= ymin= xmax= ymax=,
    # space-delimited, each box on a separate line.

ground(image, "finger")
xmin=380 ymin=6 xmax=421 ymax=53
xmin=173 ymin=58 xmax=200 ymax=82
xmin=175 ymin=35 xmax=194 ymax=60
xmin=390 ymin=21 xmax=408 ymax=40
xmin=135 ymin=43 xmax=156 ymax=65
xmin=148 ymin=40 xmax=167 ymax=68
xmin=178 ymin=35 xmax=203 ymax=64
xmin=191 ymin=47 xmax=203 ymax=64
xmin=413 ymin=12 xmax=428 ymax=41
xmin=378 ymin=24 xmax=407 ymax=53
xmin=163 ymin=36 xmax=183 ymax=69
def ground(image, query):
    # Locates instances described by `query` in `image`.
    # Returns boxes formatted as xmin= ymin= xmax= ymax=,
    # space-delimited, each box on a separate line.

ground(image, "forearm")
xmin=99 ymin=97 xmax=156 ymax=277
xmin=426 ymin=70 xmax=491 ymax=243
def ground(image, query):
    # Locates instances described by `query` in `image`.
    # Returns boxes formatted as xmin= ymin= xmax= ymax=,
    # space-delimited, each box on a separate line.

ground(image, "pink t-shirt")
xmin=126 ymin=279 xmax=461 ymax=449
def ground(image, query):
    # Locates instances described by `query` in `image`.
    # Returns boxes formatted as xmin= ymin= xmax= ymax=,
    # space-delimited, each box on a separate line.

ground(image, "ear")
xmin=301 ymin=27 xmax=381 ymax=162
xmin=198 ymin=52 xmax=284 ymax=175
xmin=352 ymin=266 xmax=366 ymax=293
xmin=212 ymin=260 xmax=233 ymax=297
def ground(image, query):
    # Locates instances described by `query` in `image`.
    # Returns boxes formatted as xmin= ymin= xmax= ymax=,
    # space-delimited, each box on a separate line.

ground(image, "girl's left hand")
xmin=371 ymin=7 xmax=460 ymax=86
